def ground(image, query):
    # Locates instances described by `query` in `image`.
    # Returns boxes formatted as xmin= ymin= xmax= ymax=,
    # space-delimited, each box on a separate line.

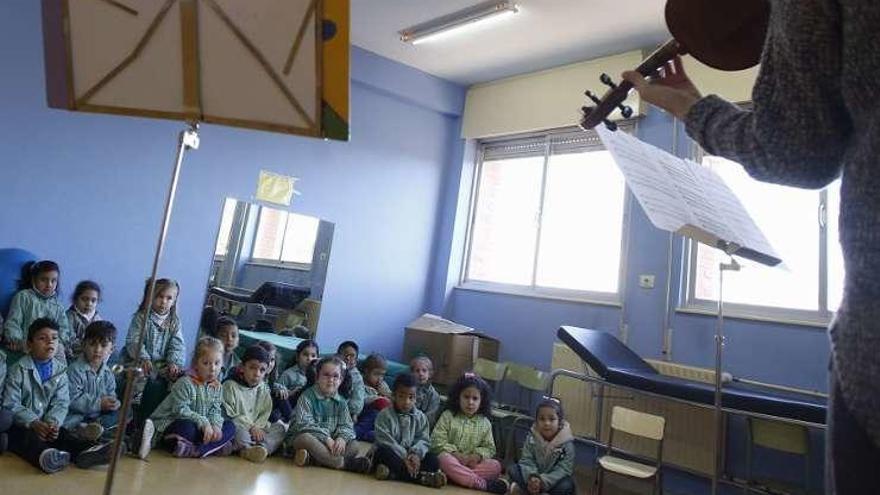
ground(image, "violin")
xmin=580 ymin=0 xmax=770 ymax=131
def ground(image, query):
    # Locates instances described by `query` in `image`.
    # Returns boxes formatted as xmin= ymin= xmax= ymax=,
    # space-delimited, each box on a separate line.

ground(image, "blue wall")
xmin=0 ymin=0 xmax=466 ymax=361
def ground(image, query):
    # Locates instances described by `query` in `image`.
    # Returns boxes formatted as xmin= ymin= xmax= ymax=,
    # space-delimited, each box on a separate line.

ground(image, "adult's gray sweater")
xmin=685 ymin=1 xmax=880 ymax=445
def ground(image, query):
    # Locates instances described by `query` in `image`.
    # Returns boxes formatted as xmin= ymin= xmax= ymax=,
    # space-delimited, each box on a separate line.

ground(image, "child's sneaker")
xmin=75 ymin=422 xmax=105 ymax=442
xmin=74 ymin=442 xmax=112 ymax=469
xmin=137 ymin=419 xmax=155 ymax=460
xmin=293 ymin=448 xmax=310 ymax=467
xmin=38 ymin=448 xmax=71 ymax=474
xmin=344 ymin=455 xmax=371 ymax=473
xmin=241 ymin=445 xmax=269 ymax=463
xmin=419 ymin=470 xmax=447 ymax=489
xmin=508 ymin=482 xmax=522 ymax=495
xmin=171 ymin=439 xmax=198 ymax=458
xmin=374 ymin=463 xmax=391 ymax=480
xmin=485 ymin=478 xmax=510 ymax=494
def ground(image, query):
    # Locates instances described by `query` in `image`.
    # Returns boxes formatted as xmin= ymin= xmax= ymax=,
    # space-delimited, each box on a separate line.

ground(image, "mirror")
xmin=203 ymin=198 xmax=333 ymax=339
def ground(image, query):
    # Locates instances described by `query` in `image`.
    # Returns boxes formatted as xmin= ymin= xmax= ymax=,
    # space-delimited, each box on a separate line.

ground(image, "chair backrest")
xmin=505 ymin=362 xmax=549 ymax=392
xmin=610 ymin=406 xmax=666 ymax=441
xmin=748 ymin=418 xmax=809 ymax=455
xmin=473 ymin=357 xmax=508 ymax=382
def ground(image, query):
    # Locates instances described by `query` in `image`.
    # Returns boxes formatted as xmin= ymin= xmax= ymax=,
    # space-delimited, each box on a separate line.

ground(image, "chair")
xmin=596 ymin=406 xmax=666 ymax=495
xmin=498 ymin=363 xmax=551 ymax=463
xmin=745 ymin=418 xmax=811 ymax=494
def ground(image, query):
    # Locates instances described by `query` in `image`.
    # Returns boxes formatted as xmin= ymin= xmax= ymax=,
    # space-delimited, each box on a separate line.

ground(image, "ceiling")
xmin=351 ymin=0 xmax=671 ymax=86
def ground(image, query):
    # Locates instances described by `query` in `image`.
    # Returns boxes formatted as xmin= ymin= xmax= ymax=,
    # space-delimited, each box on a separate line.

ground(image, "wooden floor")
xmin=0 ymin=450 xmax=481 ymax=495
xmin=0 ymin=448 xmax=673 ymax=495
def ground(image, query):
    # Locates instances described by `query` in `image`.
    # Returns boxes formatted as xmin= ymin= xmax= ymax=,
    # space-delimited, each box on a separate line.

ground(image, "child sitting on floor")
xmin=139 ymin=337 xmax=234 ymax=459
xmin=285 ymin=355 xmax=370 ymax=473
xmin=64 ymin=280 xmax=103 ymax=361
xmin=63 ymin=321 xmax=120 ymax=442
xmin=507 ymin=397 xmax=576 ymax=495
xmin=354 ymin=353 xmax=392 ymax=441
xmin=337 ymin=340 xmax=365 ymax=420
xmin=373 ymin=372 xmax=446 ymax=488
xmin=278 ymin=339 xmax=319 ymax=400
xmin=124 ymin=278 xmax=185 ymax=423
xmin=2 ymin=261 xmax=71 ymax=359
xmin=255 ymin=340 xmax=292 ymax=423
xmin=411 ymin=355 xmax=441 ymax=426
xmin=3 ymin=318 xmax=111 ymax=473
xmin=431 ymin=372 xmax=508 ymax=494
xmin=222 ymin=345 xmax=286 ymax=463
xmin=215 ymin=317 xmax=240 ymax=381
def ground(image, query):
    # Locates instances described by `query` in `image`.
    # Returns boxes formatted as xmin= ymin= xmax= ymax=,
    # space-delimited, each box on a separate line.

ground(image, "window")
xmin=685 ymin=153 xmax=844 ymax=323
xmin=214 ymin=198 xmax=238 ymax=257
xmin=252 ymin=206 xmax=320 ymax=266
xmin=463 ymin=127 xmax=630 ymax=301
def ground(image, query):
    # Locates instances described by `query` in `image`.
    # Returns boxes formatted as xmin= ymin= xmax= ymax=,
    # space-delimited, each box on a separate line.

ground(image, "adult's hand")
xmin=622 ymin=56 xmax=702 ymax=120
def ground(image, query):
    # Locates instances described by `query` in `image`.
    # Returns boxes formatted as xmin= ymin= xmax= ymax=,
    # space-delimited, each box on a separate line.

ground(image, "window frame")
xmin=680 ymin=144 xmax=838 ymax=327
xmin=458 ymin=124 xmax=635 ymax=306
xmin=249 ymin=206 xmax=315 ymax=271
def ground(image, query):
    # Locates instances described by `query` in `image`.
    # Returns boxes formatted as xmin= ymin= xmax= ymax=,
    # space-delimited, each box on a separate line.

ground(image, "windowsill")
xmin=455 ymin=282 xmax=622 ymax=308
xmin=676 ymin=305 xmax=831 ymax=329
xmin=246 ymin=261 xmax=312 ymax=272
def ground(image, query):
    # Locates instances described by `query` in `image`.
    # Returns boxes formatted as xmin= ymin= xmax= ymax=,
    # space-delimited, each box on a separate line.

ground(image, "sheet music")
xmin=596 ymin=126 xmax=780 ymax=266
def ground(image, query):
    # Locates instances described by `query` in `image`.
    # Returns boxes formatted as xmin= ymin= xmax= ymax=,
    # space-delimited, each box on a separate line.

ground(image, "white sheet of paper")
xmin=596 ymin=126 xmax=779 ymax=264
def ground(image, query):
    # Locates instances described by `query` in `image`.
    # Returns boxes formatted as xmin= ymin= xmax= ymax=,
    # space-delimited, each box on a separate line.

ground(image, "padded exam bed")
xmin=557 ymin=326 xmax=826 ymax=426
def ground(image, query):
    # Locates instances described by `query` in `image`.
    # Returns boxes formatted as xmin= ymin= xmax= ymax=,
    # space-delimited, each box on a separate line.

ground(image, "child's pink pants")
xmin=438 ymin=452 xmax=502 ymax=490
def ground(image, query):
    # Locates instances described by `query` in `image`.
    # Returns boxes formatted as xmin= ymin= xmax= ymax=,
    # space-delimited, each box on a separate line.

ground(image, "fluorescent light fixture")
xmin=399 ymin=1 xmax=518 ymax=45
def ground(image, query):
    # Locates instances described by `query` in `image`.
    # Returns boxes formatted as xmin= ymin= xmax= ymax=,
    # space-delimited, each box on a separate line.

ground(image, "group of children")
xmin=0 ymin=259 xmax=576 ymax=494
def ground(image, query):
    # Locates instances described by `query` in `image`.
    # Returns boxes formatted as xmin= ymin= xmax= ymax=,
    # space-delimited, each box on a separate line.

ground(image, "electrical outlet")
xmin=638 ymin=274 xmax=655 ymax=289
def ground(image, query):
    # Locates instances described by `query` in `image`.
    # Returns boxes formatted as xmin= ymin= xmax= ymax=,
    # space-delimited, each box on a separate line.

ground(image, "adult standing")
xmin=622 ymin=1 xmax=880 ymax=492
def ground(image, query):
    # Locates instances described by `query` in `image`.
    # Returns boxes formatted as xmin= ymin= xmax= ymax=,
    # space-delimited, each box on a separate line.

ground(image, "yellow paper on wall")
xmin=256 ymin=170 xmax=298 ymax=206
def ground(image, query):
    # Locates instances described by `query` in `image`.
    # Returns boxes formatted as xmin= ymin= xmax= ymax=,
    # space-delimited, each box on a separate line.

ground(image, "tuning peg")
xmin=600 ymin=73 xmax=617 ymax=89
xmin=604 ymin=119 xmax=618 ymax=131
xmin=618 ymin=104 xmax=633 ymax=118
xmin=584 ymin=90 xmax=601 ymax=104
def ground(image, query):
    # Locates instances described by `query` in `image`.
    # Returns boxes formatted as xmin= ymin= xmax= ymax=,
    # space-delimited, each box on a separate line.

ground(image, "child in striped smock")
xmin=138 ymin=337 xmax=234 ymax=459
xmin=63 ymin=321 xmax=120 ymax=442
xmin=124 ymin=278 xmax=185 ymax=423
xmin=431 ymin=372 xmax=508 ymax=493
xmin=411 ymin=355 xmax=441 ymax=426
xmin=507 ymin=398 xmax=576 ymax=495
xmin=2 ymin=261 xmax=71 ymax=360
xmin=222 ymin=345 xmax=286 ymax=463
xmin=286 ymin=356 xmax=370 ymax=473
xmin=215 ymin=317 xmax=240 ymax=382
xmin=277 ymin=339 xmax=319 ymax=403
xmin=64 ymin=280 xmax=103 ymax=361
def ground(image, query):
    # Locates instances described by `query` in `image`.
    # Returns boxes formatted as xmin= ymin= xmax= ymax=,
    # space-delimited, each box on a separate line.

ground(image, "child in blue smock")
xmin=64 ymin=280 xmax=103 ymax=361
xmin=64 ymin=321 xmax=120 ymax=442
xmin=3 ymin=260 xmax=71 ymax=360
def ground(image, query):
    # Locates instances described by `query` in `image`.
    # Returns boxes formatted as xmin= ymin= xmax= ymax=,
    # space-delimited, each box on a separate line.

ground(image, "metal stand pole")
xmin=712 ymin=253 xmax=740 ymax=495
xmin=103 ymin=123 xmax=200 ymax=495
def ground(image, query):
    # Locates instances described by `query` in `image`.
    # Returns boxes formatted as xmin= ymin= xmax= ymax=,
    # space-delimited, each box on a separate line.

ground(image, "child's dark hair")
xmin=27 ymin=317 xmax=60 ymax=341
xmin=337 ymin=340 xmax=359 ymax=355
xmin=137 ymin=278 xmax=179 ymax=319
xmin=84 ymin=320 xmax=117 ymax=345
xmin=296 ymin=339 xmax=319 ymax=360
xmin=255 ymin=340 xmax=279 ymax=379
xmin=362 ymin=353 xmax=387 ymax=373
xmin=215 ymin=316 xmax=238 ymax=335
xmin=446 ymin=372 xmax=492 ymax=417
xmin=200 ymin=306 xmax=219 ymax=337
xmin=393 ymin=372 xmax=418 ymax=392
xmin=19 ymin=260 xmax=61 ymax=291
xmin=71 ymin=280 xmax=101 ymax=304
xmin=536 ymin=397 xmax=565 ymax=422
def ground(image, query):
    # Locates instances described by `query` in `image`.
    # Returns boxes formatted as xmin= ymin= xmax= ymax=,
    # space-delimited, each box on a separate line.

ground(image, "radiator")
xmin=551 ymin=343 xmax=717 ymax=475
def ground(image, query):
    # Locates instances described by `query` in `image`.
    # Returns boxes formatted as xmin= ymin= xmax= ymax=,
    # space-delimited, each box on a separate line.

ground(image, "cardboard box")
xmin=403 ymin=314 xmax=500 ymax=386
